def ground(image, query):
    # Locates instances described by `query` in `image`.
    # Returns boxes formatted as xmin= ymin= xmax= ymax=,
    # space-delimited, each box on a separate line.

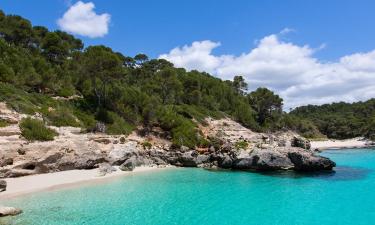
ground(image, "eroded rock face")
xmin=288 ymin=152 xmax=336 ymax=171
xmin=233 ymin=150 xmax=294 ymax=171
xmin=291 ymin=137 xmax=311 ymax=150
xmin=0 ymin=179 xmax=6 ymax=192
xmin=108 ymin=141 xmax=140 ymax=165
xmin=98 ymin=163 xmax=116 ymax=176
xmin=178 ymin=151 xmax=199 ymax=167
xmin=119 ymin=156 xmax=140 ymax=171
xmin=218 ymin=154 xmax=233 ymax=169
xmin=0 ymin=105 xmax=336 ymax=180
xmin=0 ymin=206 xmax=22 ymax=217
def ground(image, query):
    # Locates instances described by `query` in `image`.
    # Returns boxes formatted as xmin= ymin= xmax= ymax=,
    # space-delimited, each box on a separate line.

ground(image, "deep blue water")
xmin=1 ymin=149 xmax=375 ymax=225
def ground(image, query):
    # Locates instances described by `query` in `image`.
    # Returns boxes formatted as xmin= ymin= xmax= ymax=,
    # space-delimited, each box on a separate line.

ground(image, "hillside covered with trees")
xmin=0 ymin=10 xmax=373 ymax=146
xmin=290 ymin=100 xmax=375 ymax=140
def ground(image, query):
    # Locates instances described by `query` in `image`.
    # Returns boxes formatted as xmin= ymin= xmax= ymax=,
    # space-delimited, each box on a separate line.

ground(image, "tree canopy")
xmin=0 ymin=9 xmax=373 ymax=146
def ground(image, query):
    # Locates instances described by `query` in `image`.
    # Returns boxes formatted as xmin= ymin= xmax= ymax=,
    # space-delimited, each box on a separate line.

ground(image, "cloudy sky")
xmin=1 ymin=0 xmax=375 ymax=109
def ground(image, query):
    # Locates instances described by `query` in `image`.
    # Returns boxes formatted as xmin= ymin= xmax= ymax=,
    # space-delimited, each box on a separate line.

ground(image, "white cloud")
xmin=57 ymin=1 xmax=110 ymax=38
xmin=159 ymin=32 xmax=375 ymax=110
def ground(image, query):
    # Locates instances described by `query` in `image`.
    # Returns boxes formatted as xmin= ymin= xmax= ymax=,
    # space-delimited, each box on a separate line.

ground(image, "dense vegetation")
xmin=291 ymin=100 xmax=375 ymax=140
xmin=0 ymin=10 xmax=373 ymax=144
xmin=20 ymin=117 xmax=57 ymax=141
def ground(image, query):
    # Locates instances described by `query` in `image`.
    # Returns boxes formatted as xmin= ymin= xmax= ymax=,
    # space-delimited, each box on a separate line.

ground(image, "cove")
xmin=1 ymin=148 xmax=375 ymax=225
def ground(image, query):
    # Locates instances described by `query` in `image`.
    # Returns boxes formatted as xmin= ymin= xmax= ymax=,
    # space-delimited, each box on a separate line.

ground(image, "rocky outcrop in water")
xmin=0 ymin=206 xmax=22 ymax=217
xmin=288 ymin=152 xmax=335 ymax=171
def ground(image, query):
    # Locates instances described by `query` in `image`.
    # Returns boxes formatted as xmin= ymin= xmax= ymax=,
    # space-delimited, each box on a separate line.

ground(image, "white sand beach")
xmin=0 ymin=166 xmax=171 ymax=199
xmin=310 ymin=138 xmax=372 ymax=150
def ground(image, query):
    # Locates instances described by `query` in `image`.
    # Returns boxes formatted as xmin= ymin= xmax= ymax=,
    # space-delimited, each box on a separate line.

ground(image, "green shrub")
xmin=141 ymin=141 xmax=152 ymax=149
xmin=45 ymin=108 xmax=80 ymax=127
xmin=171 ymin=120 xmax=199 ymax=148
xmin=73 ymin=109 xmax=97 ymax=131
xmin=20 ymin=117 xmax=57 ymax=141
xmin=207 ymin=136 xmax=222 ymax=150
xmin=197 ymin=138 xmax=210 ymax=148
xmin=106 ymin=112 xmax=134 ymax=135
xmin=96 ymin=108 xmax=114 ymax=124
xmin=56 ymin=87 xmax=75 ymax=98
xmin=0 ymin=119 xmax=10 ymax=127
xmin=235 ymin=140 xmax=248 ymax=150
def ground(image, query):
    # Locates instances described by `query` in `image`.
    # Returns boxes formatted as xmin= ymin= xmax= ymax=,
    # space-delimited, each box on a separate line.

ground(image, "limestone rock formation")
xmin=0 ymin=102 xmax=336 ymax=181
xmin=288 ymin=152 xmax=336 ymax=171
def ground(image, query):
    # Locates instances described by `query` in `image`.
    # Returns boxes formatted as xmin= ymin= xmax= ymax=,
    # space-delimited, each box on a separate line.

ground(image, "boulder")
xmin=74 ymin=152 xmax=106 ymax=169
xmin=0 ymin=206 xmax=22 ymax=217
xmin=152 ymin=157 xmax=167 ymax=165
xmin=233 ymin=150 xmax=293 ymax=171
xmin=119 ymin=157 xmax=138 ymax=171
xmin=288 ymin=152 xmax=336 ymax=171
xmin=119 ymin=156 xmax=153 ymax=171
xmin=0 ymin=158 xmax=13 ymax=167
xmin=180 ymin=146 xmax=190 ymax=153
xmin=98 ymin=163 xmax=116 ymax=176
xmin=196 ymin=154 xmax=210 ymax=165
xmin=178 ymin=151 xmax=198 ymax=167
xmin=218 ymin=154 xmax=233 ymax=169
xmin=94 ymin=122 xmax=106 ymax=133
xmin=0 ymin=179 xmax=6 ymax=192
xmin=17 ymin=148 xmax=26 ymax=155
xmin=0 ymin=168 xmax=37 ymax=178
xmin=108 ymin=141 xmax=139 ymax=165
xmin=291 ymin=136 xmax=311 ymax=150
xmin=13 ymin=161 xmax=45 ymax=173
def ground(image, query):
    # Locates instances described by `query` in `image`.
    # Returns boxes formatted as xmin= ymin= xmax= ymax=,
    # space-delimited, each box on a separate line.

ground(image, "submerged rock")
xmin=0 ymin=206 xmax=22 ymax=217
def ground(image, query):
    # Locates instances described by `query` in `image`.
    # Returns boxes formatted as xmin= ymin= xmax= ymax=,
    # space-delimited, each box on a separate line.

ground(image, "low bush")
xmin=141 ymin=141 xmax=152 ymax=149
xmin=105 ymin=112 xmax=134 ymax=135
xmin=0 ymin=119 xmax=10 ymax=127
xmin=235 ymin=140 xmax=248 ymax=150
xmin=20 ymin=117 xmax=57 ymax=141
xmin=45 ymin=108 xmax=80 ymax=127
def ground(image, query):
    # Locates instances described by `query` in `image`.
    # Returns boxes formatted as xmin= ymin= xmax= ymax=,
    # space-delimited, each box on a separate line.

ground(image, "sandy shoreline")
xmin=0 ymin=166 xmax=173 ymax=200
xmin=310 ymin=138 xmax=373 ymax=150
xmin=1 ymin=138 xmax=373 ymax=200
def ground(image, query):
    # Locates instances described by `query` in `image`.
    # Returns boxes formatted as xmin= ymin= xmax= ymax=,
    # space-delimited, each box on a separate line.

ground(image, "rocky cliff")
xmin=0 ymin=103 xmax=335 ymax=182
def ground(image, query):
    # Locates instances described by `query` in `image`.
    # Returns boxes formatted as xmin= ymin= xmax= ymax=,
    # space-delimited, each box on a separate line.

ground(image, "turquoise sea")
xmin=1 ymin=148 xmax=375 ymax=225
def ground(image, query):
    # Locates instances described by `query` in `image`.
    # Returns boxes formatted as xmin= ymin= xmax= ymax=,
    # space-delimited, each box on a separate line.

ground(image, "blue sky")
xmin=1 ymin=0 xmax=374 ymax=59
xmin=1 ymin=0 xmax=375 ymax=108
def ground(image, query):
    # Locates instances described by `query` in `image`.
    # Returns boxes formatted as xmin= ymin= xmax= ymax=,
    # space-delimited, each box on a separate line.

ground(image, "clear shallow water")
xmin=1 ymin=149 xmax=375 ymax=225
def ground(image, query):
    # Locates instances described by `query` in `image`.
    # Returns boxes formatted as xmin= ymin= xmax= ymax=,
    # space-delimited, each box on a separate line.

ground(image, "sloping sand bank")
xmin=0 ymin=166 xmax=171 ymax=199
xmin=310 ymin=138 xmax=373 ymax=150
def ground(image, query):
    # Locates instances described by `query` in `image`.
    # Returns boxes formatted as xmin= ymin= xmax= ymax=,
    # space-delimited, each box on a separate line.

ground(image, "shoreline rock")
xmin=0 ymin=114 xmax=336 ymax=180
xmin=0 ymin=206 xmax=23 ymax=217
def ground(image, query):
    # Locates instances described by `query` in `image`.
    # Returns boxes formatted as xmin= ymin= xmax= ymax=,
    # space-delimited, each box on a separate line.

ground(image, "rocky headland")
xmin=0 ymin=103 xmax=335 ymax=193
xmin=0 ymin=102 xmax=335 ymax=179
